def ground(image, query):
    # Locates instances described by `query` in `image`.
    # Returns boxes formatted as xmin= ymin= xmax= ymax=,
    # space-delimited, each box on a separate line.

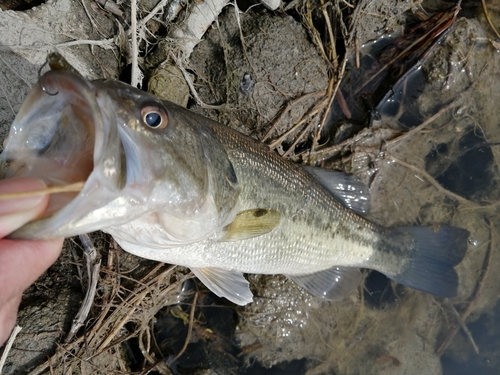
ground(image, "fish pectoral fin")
xmin=191 ymin=267 xmax=253 ymax=306
xmin=287 ymin=266 xmax=362 ymax=301
xmin=302 ymin=166 xmax=370 ymax=215
xmin=221 ymin=208 xmax=281 ymax=242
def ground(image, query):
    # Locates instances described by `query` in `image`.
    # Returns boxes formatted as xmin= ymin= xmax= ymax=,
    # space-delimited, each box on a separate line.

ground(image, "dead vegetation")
xmin=1 ymin=0 xmax=500 ymax=374
xmin=29 ymin=239 xmax=189 ymax=375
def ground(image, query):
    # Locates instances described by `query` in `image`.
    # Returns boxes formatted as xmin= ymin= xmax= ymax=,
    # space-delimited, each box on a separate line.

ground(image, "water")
xmin=232 ymin=10 xmax=500 ymax=375
xmin=1 ymin=2 xmax=500 ymax=374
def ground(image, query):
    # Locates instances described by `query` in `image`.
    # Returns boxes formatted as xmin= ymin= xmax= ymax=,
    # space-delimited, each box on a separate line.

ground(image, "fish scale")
xmin=1 ymin=67 xmax=469 ymax=305
xmin=211 ymin=126 xmax=379 ymax=265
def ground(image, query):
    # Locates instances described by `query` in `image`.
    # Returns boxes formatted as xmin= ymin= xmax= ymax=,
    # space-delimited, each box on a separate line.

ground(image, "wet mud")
xmin=0 ymin=0 xmax=500 ymax=374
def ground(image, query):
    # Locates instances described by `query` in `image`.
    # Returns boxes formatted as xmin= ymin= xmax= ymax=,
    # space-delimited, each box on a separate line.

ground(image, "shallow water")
xmin=231 ymin=9 xmax=500 ymax=375
xmin=1 ymin=1 xmax=500 ymax=374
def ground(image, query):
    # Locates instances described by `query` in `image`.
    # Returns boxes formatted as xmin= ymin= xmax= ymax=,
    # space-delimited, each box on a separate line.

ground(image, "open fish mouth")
xmin=1 ymin=70 xmax=127 ymax=238
xmin=2 ymin=70 xmax=100 ymax=215
xmin=1 ymin=64 xmax=229 ymax=242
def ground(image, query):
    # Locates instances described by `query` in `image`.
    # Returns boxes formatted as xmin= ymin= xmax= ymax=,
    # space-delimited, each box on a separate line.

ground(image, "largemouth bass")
xmin=0 ymin=67 xmax=469 ymax=305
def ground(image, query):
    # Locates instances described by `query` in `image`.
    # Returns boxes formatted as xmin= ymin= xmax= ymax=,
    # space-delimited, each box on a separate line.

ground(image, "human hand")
xmin=0 ymin=178 xmax=63 ymax=346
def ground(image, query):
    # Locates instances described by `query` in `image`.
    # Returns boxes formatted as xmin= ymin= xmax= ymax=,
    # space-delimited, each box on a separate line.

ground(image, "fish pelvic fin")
xmin=191 ymin=267 xmax=253 ymax=305
xmin=287 ymin=266 xmax=362 ymax=301
xmin=385 ymin=226 xmax=469 ymax=298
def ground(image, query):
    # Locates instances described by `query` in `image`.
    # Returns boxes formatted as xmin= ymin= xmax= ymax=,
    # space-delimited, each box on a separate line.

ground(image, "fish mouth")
xmin=2 ymin=70 xmax=126 ymax=239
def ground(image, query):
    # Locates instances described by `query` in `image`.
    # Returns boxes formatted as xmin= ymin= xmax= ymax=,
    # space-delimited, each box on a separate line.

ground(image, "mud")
xmin=1 ymin=0 xmax=500 ymax=374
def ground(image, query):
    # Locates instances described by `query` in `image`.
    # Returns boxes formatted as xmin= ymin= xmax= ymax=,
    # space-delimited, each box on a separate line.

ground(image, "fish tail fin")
xmin=386 ymin=226 xmax=469 ymax=298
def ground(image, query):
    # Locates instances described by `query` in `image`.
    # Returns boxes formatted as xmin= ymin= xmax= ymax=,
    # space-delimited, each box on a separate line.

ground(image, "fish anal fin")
xmin=287 ymin=266 xmax=362 ymax=301
xmin=191 ymin=267 xmax=253 ymax=305
xmin=221 ymin=208 xmax=281 ymax=242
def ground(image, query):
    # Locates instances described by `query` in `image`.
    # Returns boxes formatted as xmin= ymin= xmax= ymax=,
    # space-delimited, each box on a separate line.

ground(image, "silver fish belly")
xmin=1 ymin=69 xmax=469 ymax=305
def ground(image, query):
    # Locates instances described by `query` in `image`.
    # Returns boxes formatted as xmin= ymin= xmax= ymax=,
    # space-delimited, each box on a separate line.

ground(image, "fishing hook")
xmin=37 ymin=60 xmax=59 ymax=96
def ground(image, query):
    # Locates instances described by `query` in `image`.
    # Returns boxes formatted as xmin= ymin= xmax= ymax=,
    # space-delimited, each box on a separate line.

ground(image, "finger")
xmin=0 ymin=294 xmax=21 ymax=347
xmin=0 ymin=238 xmax=63 ymax=306
xmin=0 ymin=178 xmax=49 ymax=238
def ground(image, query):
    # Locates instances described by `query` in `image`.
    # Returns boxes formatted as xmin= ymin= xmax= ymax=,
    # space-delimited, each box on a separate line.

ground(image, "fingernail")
xmin=0 ymin=178 xmax=48 ymax=216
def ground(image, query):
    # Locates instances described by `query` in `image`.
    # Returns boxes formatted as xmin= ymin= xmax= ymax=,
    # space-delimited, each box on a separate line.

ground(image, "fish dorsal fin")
xmin=303 ymin=166 xmax=370 ymax=215
xmin=191 ymin=267 xmax=253 ymax=305
xmin=221 ymin=208 xmax=281 ymax=241
xmin=287 ymin=266 xmax=362 ymax=301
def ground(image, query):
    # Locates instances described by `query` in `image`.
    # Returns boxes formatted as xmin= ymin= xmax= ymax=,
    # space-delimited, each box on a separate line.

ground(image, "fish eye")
xmin=145 ymin=112 xmax=161 ymax=127
xmin=141 ymin=106 xmax=168 ymax=129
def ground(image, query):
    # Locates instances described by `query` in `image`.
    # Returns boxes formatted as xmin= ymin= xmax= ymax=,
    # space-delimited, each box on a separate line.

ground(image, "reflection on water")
xmin=426 ymin=129 xmax=496 ymax=202
xmin=442 ymin=298 xmax=500 ymax=375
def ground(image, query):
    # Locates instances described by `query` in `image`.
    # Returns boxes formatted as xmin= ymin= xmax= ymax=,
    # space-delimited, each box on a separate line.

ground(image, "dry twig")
xmin=282 ymin=100 xmax=332 ymax=158
xmin=30 ymin=263 xmax=185 ymax=374
xmin=436 ymin=220 xmax=494 ymax=356
xmin=65 ymin=234 xmax=102 ymax=343
xmin=384 ymin=94 xmax=467 ymax=147
xmin=169 ymin=292 xmax=199 ymax=364
xmin=387 ymin=155 xmax=480 ymax=209
xmin=269 ymin=97 xmax=328 ymax=150
xmin=130 ymin=0 xmax=142 ymax=88
xmin=261 ymin=91 xmax=325 ymax=143
xmin=314 ymin=55 xmax=348 ymax=148
xmin=481 ymin=0 xmax=500 ymax=38
xmin=0 ymin=325 xmax=22 ymax=373
xmin=444 ymin=299 xmax=480 ymax=354
xmin=171 ymin=53 xmax=224 ymax=109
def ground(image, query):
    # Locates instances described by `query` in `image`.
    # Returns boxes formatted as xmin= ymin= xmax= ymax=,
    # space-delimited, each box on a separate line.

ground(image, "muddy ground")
xmin=0 ymin=0 xmax=500 ymax=374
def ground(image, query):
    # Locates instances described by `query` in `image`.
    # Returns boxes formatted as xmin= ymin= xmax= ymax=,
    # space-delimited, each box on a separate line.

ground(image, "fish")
xmin=0 ymin=66 xmax=469 ymax=305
